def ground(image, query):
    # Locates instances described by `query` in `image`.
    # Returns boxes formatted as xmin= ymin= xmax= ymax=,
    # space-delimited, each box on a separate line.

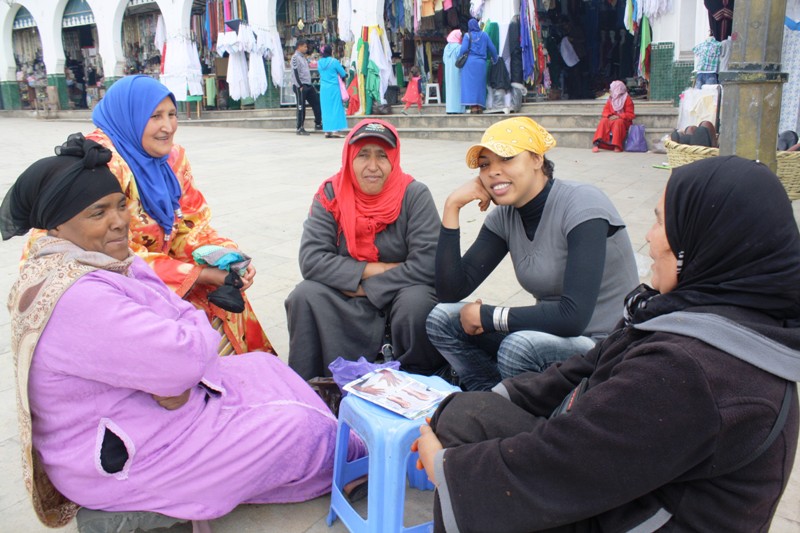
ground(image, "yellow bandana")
xmin=465 ymin=117 xmax=557 ymax=169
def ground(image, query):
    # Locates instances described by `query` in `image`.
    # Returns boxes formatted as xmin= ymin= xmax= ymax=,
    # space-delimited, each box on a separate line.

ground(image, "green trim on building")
xmin=649 ymin=42 xmax=693 ymax=105
xmin=47 ymin=73 xmax=68 ymax=109
xmin=0 ymin=80 xmax=22 ymax=110
xmin=104 ymin=76 xmax=121 ymax=89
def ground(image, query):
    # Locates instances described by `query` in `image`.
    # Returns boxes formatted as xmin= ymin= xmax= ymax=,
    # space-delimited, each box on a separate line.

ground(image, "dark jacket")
xmin=435 ymin=306 xmax=799 ymax=532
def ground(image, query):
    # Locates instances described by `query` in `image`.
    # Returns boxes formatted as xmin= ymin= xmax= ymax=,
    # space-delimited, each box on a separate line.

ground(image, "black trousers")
xmin=294 ymin=84 xmax=321 ymax=131
xmin=430 ymin=392 xmax=595 ymax=533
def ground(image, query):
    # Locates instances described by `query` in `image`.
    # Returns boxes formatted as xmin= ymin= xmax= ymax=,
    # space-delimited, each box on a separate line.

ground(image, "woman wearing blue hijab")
xmin=26 ymin=75 xmax=275 ymax=356
xmin=459 ymin=19 xmax=498 ymax=114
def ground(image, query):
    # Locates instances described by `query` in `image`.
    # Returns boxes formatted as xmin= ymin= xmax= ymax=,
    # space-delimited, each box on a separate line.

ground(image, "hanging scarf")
xmin=609 ymin=80 xmax=628 ymax=113
xmin=314 ymin=119 xmax=413 ymax=262
xmin=625 ymin=156 xmax=800 ymax=325
xmin=8 ymin=237 xmax=134 ymax=527
xmin=92 ymin=75 xmax=182 ymax=236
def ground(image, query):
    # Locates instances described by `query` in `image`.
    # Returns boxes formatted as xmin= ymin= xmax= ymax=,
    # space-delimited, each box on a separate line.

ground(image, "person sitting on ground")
xmin=414 ymin=155 xmax=800 ymax=532
xmin=670 ymin=120 xmax=718 ymax=148
xmin=592 ymin=80 xmax=635 ymax=152
xmin=285 ymin=118 xmax=446 ymax=380
xmin=23 ymin=75 xmax=275 ymax=356
xmin=426 ymin=117 xmax=638 ymax=392
xmin=0 ymin=134 xmax=365 ymax=530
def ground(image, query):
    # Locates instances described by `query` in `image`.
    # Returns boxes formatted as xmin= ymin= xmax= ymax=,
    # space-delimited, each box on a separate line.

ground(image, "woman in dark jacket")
xmin=414 ymin=156 xmax=800 ymax=532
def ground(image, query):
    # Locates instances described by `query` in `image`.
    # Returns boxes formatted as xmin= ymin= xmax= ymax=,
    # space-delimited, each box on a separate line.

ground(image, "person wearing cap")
xmin=285 ymin=118 xmax=446 ymax=379
xmin=1 ymin=133 xmax=365 ymax=530
xmin=413 ymin=155 xmax=800 ymax=532
xmin=426 ymin=117 xmax=638 ymax=391
xmin=291 ymin=39 xmax=323 ymax=135
xmin=23 ymin=74 xmax=274 ymax=357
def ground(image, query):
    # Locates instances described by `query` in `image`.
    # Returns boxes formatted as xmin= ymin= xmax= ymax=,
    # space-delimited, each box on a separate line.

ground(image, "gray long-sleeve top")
xmin=298 ymin=180 xmax=440 ymax=310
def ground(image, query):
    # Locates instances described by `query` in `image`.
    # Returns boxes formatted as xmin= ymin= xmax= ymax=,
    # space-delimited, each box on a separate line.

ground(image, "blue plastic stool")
xmin=326 ymin=374 xmax=459 ymax=533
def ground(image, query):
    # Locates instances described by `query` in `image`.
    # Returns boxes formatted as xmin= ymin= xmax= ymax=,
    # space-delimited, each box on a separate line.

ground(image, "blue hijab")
xmin=92 ymin=75 xmax=181 ymax=235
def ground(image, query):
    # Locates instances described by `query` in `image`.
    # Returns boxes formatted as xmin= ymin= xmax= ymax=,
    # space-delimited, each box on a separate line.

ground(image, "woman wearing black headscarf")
xmin=1 ymin=134 xmax=364 ymax=530
xmin=413 ymin=156 xmax=800 ymax=532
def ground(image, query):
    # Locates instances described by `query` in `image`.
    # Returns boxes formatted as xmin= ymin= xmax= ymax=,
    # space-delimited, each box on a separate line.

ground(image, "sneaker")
xmin=314 ymin=124 xmax=323 ymax=131
xmin=297 ymin=129 xmax=310 ymax=136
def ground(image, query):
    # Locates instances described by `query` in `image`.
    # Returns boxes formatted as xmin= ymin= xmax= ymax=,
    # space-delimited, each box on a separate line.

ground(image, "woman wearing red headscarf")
xmin=285 ymin=119 xmax=446 ymax=379
xmin=592 ymin=80 xmax=635 ymax=152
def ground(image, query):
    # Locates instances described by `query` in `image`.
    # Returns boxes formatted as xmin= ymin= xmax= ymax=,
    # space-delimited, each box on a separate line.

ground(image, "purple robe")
xmin=29 ymin=257 xmax=364 ymax=520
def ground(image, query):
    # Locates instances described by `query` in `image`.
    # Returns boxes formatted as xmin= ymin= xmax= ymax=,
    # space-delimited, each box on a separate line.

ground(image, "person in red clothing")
xmin=592 ymin=80 xmax=635 ymax=152
xmin=402 ymin=66 xmax=423 ymax=115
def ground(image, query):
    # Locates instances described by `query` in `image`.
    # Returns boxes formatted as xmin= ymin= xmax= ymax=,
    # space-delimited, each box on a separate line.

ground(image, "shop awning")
xmin=13 ymin=7 xmax=36 ymax=30
xmin=62 ymin=0 xmax=95 ymax=28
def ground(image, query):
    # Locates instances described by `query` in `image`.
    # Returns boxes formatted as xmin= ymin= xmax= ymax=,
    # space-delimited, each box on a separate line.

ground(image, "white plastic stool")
xmin=424 ymin=83 xmax=441 ymax=105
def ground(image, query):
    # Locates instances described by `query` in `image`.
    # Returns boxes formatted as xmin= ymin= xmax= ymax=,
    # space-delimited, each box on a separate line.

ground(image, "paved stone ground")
xmin=0 ymin=117 xmax=797 ymax=532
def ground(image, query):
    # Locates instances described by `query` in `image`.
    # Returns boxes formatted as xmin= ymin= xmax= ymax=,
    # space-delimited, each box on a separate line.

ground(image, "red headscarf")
xmin=315 ymin=119 xmax=413 ymax=262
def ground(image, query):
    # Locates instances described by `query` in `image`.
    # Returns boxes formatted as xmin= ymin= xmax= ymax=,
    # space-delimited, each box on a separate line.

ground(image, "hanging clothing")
xmin=781 ymin=2 xmax=800 ymax=133
xmin=704 ymin=0 xmax=734 ymax=41
xmin=460 ymin=19 xmax=498 ymax=108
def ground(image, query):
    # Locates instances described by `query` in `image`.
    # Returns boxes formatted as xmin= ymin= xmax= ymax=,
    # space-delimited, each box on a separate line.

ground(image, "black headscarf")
xmin=627 ymin=156 xmax=800 ymax=324
xmin=0 ymin=133 xmax=122 ymax=240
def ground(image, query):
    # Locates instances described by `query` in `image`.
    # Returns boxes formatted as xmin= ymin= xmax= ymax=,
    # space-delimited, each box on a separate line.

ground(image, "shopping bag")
xmin=624 ymin=124 xmax=648 ymax=152
xmin=338 ymin=76 xmax=349 ymax=103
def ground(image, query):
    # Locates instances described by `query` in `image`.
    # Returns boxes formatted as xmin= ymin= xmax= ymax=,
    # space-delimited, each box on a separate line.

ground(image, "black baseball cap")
xmin=348 ymin=121 xmax=397 ymax=147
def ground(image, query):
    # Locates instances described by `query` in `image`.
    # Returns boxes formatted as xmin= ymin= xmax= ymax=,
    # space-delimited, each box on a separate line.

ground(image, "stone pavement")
xmin=0 ymin=117 xmax=797 ymax=532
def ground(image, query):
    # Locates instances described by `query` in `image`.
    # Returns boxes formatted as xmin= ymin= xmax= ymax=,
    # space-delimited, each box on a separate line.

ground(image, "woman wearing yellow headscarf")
xmin=426 ymin=117 xmax=638 ymax=391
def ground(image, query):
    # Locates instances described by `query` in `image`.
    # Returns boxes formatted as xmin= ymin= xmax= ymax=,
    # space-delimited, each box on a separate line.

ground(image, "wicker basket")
xmin=664 ymin=140 xmax=800 ymax=201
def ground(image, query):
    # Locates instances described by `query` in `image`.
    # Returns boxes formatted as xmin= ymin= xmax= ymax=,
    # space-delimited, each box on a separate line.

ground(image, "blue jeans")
xmin=695 ymin=72 xmax=719 ymax=89
xmin=426 ymin=303 xmax=597 ymax=391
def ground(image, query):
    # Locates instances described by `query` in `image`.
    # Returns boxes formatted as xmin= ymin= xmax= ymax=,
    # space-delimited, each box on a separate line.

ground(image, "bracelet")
xmin=492 ymin=306 xmax=510 ymax=332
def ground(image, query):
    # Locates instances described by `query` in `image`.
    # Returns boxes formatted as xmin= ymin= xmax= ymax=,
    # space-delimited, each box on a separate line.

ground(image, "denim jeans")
xmin=426 ymin=303 xmax=596 ymax=391
xmin=695 ymin=72 xmax=719 ymax=89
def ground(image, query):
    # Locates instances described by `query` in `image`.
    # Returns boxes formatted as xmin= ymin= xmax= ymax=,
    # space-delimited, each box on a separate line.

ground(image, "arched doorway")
xmin=12 ymin=6 xmax=46 ymax=110
xmin=61 ymin=0 xmax=100 ymax=109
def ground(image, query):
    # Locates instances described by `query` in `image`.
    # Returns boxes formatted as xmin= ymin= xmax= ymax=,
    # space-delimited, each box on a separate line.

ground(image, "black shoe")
xmin=297 ymin=129 xmax=310 ymax=136
xmin=315 ymin=124 xmax=323 ymax=131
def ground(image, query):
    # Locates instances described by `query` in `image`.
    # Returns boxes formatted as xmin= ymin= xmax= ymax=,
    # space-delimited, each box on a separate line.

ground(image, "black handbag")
xmin=455 ymin=35 xmax=470 ymax=68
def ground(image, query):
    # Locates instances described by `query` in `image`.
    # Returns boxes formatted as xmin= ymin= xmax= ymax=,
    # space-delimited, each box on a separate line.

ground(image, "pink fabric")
xmin=223 ymin=0 xmax=231 ymax=22
xmin=609 ymin=80 xmax=628 ymax=113
xmin=447 ymin=29 xmax=463 ymax=43
xmin=29 ymin=257 xmax=365 ymax=519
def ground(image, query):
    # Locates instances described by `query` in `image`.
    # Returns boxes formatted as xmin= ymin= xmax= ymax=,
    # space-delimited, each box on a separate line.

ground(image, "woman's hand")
xmin=197 ymin=267 xmax=227 ymax=288
xmin=459 ymin=299 xmax=484 ymax=335
xmin=240 ymin=264 xmax=256 ymax=291
xmin=363 ymin=261 xmax=401 ymax=280
xmin=609 ymin=114 xmax=618 ymax=121
xmin=341 ymin=285 xmax=367 ymax=298
xmin=411 ymin=422 xmax=442 ymax=485
xmin=442 ymin=178 xmax=492 ymax=229
xmin=152 ymin=389 xmax=191 ymax=410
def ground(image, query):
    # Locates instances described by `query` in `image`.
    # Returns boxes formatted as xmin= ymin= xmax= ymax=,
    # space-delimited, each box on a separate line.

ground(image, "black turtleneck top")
xmin=435 ymin=179 xmax=612 ymax=335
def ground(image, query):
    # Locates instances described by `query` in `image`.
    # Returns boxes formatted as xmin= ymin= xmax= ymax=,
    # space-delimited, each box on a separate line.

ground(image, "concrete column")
xmin=0 ymin=80 xmax=22 ymax=109
xmin=718 ymin=1 xmax=787 ymax=172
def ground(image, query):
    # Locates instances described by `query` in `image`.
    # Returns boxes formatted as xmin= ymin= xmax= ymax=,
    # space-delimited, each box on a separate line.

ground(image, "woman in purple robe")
xmin=1 ymin=133 xmax=364 ymax=529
